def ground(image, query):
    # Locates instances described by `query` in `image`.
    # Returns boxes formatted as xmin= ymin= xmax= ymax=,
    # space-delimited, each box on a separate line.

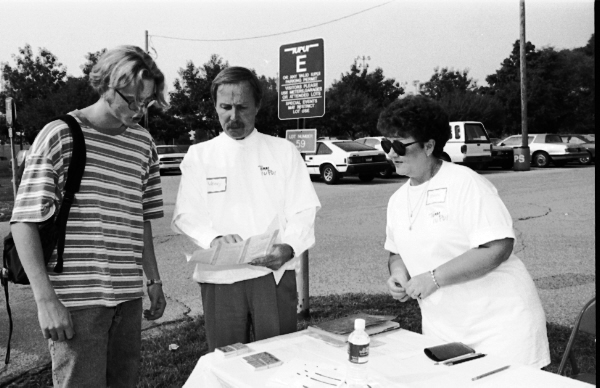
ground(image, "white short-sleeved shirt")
xmin=385 ymin=162 xmax=550 ymax=368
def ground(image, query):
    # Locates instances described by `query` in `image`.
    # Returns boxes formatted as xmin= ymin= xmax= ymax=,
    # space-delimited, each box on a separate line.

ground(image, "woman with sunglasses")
xmin=381 ymin=96 xmax=550 ymax=368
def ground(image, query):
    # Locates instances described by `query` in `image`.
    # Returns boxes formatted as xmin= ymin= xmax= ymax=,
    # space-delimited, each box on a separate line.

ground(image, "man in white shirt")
xmin=172 ymin=66 xmax=321 ymax=351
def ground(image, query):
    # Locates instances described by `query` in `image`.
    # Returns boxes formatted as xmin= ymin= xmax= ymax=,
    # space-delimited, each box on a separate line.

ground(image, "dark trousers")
xmin=48 ymin=298 xmax=142 ymax=388
xmin=200 ymin=270 xmax=297 ymax=352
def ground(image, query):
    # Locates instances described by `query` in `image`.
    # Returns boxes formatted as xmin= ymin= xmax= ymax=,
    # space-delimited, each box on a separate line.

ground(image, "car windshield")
xmin=503 ymin=136 xmax=534 ymax=146
xmin=464 ymin=123 xmax=489 ymax=142
xmin=333 ymin=141 xmax=376 ymax=152
xmin=545 ymin=135 xmax=563 ymax=143
xmin=581 ymin=134 xmax=594 ymax=142
xmin=562 ymin=135 xmax=590 ymax=144
xmin=157 ymin=145 xmax=190 ymax=154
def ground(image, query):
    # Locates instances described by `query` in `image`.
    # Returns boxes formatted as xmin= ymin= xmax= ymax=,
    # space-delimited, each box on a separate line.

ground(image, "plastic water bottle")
xmin=346 ymin=318 xmax=370 ymax=388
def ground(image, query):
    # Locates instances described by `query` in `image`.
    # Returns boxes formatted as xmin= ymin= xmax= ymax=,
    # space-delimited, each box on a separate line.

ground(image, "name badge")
xmin=207 ymin=177 xmax=227 ymax=194
xmin=426 ymin=188 xmax=447 ymax=205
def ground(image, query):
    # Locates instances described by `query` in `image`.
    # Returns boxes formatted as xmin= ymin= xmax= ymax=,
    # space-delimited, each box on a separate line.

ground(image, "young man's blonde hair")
xmin=89 ymin=45 xmax=168 ymax=109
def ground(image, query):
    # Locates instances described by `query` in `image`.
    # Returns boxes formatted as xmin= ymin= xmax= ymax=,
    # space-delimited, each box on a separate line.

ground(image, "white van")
xmin=442 ymin=121 xmax=492 ymax=169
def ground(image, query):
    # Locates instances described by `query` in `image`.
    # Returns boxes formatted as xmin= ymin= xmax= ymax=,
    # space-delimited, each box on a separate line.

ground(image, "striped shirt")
xmin=10 ymin=114 xmax=164 ymax=308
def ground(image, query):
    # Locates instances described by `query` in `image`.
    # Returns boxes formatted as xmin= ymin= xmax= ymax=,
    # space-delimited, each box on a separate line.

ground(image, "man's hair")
xmin=211 ymin=66 xmax=263 ymax=107
xmin=89 ymin=45 xmax=168 ymax=109
xmin=377 ymin=95 xmax=450 ymax=157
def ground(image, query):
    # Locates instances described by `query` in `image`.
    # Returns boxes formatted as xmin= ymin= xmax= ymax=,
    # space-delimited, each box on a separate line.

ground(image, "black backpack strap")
xmin=53 ymin=115 xmax=86 ymax=273
xmin=2 ymin=275 xmax=13 ymax=364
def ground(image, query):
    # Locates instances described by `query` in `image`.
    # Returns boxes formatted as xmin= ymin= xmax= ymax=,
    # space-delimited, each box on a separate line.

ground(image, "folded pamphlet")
xmin=188 ymin=229 xmax=279 ymax=266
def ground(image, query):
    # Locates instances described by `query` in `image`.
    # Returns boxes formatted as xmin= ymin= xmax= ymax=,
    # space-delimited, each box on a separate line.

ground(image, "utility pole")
xmin=5 ymin=97 xmax=17 ymax=197
xmin=514 ymin=0 xmax=531 ymax=170
xmin=144 ymin=30 xmax=150 ymax=130
xmin=413 ymin=80 xmax=420 ymax=95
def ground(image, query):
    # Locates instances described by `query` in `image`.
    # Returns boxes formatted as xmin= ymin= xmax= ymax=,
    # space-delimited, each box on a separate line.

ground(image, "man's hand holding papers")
xmin=249 ymin=243 xmax=294 ymax=271
xmin=188 ymin=229 xmax=280 ymax=266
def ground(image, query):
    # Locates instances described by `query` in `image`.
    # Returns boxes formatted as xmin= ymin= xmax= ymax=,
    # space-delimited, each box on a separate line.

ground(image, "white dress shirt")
xmin=172 ymin=129 xmax=321 ymax=284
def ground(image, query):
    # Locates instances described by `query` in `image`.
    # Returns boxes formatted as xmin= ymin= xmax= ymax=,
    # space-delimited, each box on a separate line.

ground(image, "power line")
xmin=150 ymin=1 xmax=395 ymax=42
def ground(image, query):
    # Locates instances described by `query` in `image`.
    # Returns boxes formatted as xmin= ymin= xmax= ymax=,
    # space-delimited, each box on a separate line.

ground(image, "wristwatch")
xmin=146 ymin=279 xmax=163 ymax=287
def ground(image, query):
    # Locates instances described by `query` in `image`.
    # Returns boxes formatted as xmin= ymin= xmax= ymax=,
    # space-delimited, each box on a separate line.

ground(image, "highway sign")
xmin=279 ymin=38 xmax=325 ymax=120
xmin=286 ymin=129 xmax=317 ymax=153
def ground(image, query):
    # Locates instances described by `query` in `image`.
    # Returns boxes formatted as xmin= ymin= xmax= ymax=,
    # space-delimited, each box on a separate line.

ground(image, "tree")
xmin=420 ymin=67 xmax=477 ymax=100
xmin=419 ymin=67 xmax=504 ymax=135
xmin=485 ymin=37 xmax=595 ymax=135
xmin=313 ymin=61 xmax=404 ymax=139
xmin=255 ymin=75 xmax=289 ymax=137
xmin=437 ymin=91 xmax=505 ymax=137
xmin=81 ymin=48 xmax=107 ymax=77
xmin=167 ymin=54 xmax=228 ymax=143
xmin=1 ymin=45 xmax=68 ymax=139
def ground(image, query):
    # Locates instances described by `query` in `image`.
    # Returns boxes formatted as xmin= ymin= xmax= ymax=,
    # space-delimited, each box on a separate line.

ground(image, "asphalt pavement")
xmin=0 ymin=164 xmax=595 ymax=384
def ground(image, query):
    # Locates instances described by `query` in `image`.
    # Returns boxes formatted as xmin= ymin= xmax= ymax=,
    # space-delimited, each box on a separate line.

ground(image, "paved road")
xmin=0 ymin=164 xmax=595 ymax=383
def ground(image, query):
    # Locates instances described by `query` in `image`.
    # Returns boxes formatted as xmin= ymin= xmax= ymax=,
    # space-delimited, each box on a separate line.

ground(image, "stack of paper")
xmin=215 ymin=343 xmax=251 ymax=358
xmin=242 ymin=352 xmax=283 ymax=371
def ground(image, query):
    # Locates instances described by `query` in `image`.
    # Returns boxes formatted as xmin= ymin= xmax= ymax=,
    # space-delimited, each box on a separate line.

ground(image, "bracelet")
xmin=429 ymin=270 xmax=440 ymax=289
xmin=147 ymin=279 xmax=163 ymax=287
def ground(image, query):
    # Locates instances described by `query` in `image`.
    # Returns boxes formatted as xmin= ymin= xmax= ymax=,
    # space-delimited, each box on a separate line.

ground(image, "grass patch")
xmin=3 ymin=293 xmax=595 ymax=387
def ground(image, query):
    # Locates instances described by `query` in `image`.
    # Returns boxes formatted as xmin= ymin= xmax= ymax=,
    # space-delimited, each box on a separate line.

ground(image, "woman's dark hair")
xmin=377 ymin=95 xmax=450 ymax=157
xmin=211 ymin=66 xmax=263 ymax=107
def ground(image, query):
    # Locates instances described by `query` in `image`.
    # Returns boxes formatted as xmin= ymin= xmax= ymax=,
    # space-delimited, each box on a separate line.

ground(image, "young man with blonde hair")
xmin=10 ymin=45 xmax=167 ymax=387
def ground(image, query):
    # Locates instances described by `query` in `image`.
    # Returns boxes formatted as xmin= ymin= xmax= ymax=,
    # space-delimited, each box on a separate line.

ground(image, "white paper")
xmin=188 ymin=229 xmax=279 ymax=266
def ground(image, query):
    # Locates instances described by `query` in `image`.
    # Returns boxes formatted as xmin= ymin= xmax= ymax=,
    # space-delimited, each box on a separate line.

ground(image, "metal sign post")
xmin=279 ymin=39 xmax=325 ymax=319
xmin=5 ymin=97 xmax=18 ymax=197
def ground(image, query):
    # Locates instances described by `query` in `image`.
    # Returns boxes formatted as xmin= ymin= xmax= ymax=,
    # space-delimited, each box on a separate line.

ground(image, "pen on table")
xmin=445 ymin=353 xmax=486 ymax=366
xmin=434 ymin=353 xmax=484 ymax=365
xmin=471 ymin=365 xmax=510 ymax=381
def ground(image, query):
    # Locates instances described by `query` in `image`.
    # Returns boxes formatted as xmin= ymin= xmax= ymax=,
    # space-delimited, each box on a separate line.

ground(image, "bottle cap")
xmin=354 ymin=318 xmax=365 ymax=330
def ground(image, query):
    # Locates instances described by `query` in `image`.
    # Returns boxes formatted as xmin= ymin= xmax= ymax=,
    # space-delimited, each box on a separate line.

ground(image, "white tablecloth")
xmin=183 ymin=329 xmax=590 ymax=388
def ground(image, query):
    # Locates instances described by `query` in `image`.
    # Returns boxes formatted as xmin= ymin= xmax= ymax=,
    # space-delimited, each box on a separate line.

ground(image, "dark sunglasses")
xmin=381 ymin=138 xmax=418 ymax=156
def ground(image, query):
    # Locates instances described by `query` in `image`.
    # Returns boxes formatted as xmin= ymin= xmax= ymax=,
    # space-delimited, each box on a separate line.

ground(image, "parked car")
xmin=489 ymin=144 xmax=514 ymax=170
xmin=303 ymin=140 xmax=388 ymax=184
xmin=497 ymin=134 xmax=588 ymax=167
xmin=443 ymin=121 xmax=492 ymax=170
xmin=156 ymin=145 xmax=190 ymax=174
xmin=354 ymin=136 xmax=399 ymax=178
xmin=560 ymin=134 xmax=595 ymax=165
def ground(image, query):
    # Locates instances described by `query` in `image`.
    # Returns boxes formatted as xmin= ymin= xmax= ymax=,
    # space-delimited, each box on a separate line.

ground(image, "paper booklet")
xmin=187 ymin=229 xmax=280 ymax=266
xmin=307 ymin=313 xmax=401 ymax=346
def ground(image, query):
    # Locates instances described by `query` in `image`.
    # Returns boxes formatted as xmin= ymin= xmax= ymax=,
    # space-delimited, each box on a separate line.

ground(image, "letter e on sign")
xmin=296 ymin=55 xmax=307 ymax=72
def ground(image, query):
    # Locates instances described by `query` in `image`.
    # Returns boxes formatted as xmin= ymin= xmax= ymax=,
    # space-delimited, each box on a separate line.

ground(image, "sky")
xmin=0 ymin=0 xmax=595 ymax=94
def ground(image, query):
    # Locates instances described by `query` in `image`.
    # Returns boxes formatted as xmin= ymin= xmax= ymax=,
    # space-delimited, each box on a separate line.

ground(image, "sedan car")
xmin=497 ymin=134 xmax=588 ymax=167
xmin=304 ymin=140 xmax=388 ymax=184
xmin=354 ymin=136 xmax=399 ymax=178
xmin=157 ymin=145 xmax=190 ymax=174
xmin=560 ymin=134 xmax=595 ymax=165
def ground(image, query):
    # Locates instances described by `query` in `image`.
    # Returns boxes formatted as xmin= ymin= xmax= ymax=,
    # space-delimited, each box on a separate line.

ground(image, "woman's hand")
xmin=387 ymin=273 xmax=411 ymax=302
xmin=405 ymin=272 xmax=438 ymax=300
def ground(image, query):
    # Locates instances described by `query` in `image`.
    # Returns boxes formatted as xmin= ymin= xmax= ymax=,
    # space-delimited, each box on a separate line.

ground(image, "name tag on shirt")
xmin=426 ymin=188 xmax=447 ymax=205
xmin=207 ymin=177 xmax=227 ymax=194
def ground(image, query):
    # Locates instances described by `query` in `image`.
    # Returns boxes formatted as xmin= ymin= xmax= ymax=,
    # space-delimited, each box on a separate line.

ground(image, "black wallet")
xmin=424 ymin=342 xmax=475 ymax=362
